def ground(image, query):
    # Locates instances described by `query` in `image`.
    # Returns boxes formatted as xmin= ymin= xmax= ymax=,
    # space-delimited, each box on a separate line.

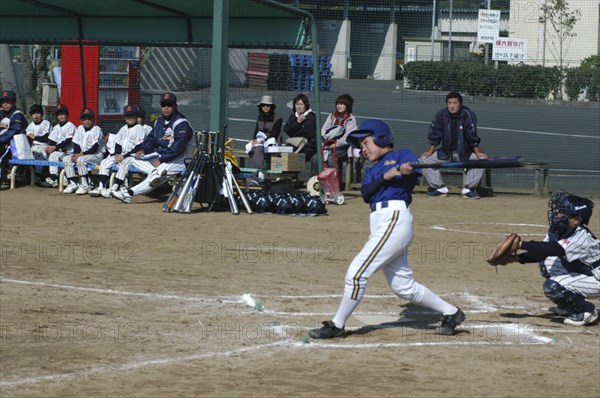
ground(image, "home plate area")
xmin=241 ymin=290 xmax=598 ymax=348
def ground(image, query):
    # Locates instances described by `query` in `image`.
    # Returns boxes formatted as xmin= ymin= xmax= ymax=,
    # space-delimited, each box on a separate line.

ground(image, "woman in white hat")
xmin=250 ymin=95 xmax=282 ymax=169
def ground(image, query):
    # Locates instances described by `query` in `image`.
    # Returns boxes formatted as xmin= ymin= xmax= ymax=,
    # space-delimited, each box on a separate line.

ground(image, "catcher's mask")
xmin=548 ymin=191 xmax=594 ymax=238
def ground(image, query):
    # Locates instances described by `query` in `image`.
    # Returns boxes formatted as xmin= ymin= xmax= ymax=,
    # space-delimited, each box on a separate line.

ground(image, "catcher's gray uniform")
xmin=542 ymin=228 xmax=600 ymax=298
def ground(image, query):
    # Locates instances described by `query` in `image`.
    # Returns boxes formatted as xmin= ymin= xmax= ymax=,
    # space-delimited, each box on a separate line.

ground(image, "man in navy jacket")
xmin=419 ymin=91 xmax=487 ymax=199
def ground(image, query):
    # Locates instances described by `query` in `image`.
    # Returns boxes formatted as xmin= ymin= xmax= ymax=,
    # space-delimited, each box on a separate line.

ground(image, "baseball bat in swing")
xmin=409 ymin=156 xmax=525 ymax=170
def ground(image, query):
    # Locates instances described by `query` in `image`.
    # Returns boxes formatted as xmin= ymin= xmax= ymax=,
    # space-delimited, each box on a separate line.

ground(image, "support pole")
xmin=210 ymin=0 xmax=229 ymax=150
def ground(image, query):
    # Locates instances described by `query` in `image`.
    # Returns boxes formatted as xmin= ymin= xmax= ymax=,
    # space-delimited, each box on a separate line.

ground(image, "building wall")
xmin=509 ymin=0 xmax=600 ymax=67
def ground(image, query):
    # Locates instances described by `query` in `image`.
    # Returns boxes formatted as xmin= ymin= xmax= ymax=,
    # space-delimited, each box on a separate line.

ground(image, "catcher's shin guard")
xmin=543 ymin=279 xmax=589 ymax=313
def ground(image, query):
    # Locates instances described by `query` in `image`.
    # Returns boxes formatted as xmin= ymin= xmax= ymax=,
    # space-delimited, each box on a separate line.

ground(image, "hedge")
xmin=403 ymin=62 xmax=562 ymax=100
xmin=565 ymin=67 xmax=600 ymax=101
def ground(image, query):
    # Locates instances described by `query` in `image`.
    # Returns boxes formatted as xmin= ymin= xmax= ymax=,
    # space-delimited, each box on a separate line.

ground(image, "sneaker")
xmin=111 ymin=188 xmax=133 ymax=204
xmin=89 ymin=187 xmax=102 ymax=197
xmin=563 ymin=309 xmax=598 ymax=326
xmin=75 ymin=185 xmax=91 ymax=195
xmin=100 ymin=188 xmax=113 ymax=198
xmin=149 ymin=169 xmax=168 ymax=188
xmin=40 ymin=177 xmax=58 ymax=188
xmin=462 ymin=190 xmax=480 ymax=199
xmin=309 ymin=321 xmax=346 ymax=339
xmin=63 ymin=182 xmax=78 ymax=194
xmin=426 ymin=189 xmax=448 ymax=197
xmin=548 ymin=306 xmax=570 ymax=316
xmin=435 ymin=308 xmax=465 ymax=335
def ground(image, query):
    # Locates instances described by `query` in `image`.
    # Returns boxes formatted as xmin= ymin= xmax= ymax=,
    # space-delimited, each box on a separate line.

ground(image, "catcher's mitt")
xmin=487 ymin=233 xmax=521 ymax=266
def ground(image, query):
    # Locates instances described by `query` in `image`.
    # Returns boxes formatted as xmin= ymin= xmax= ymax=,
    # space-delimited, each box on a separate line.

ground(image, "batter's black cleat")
xmin=435 ymin=308 xmax=465 ymax=335
xmin=309 ymin=321 xmax=346 ymax=339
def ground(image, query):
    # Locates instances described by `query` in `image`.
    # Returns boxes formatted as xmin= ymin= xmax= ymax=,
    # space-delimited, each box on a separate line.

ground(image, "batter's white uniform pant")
xmin=63 ymin=153 xmax=104 ymax=179
xmin=542 ymin=257 xmax=600 ymax=298
xmin=419 ymin=151 xmax=484 ymax=190
xmin=120 ymin=156 xmax=186 ymax=196
xmin=48 ymin=151 xmax=66 ymax=176
xmin=344 ymin=200 xmax=448 ymax=308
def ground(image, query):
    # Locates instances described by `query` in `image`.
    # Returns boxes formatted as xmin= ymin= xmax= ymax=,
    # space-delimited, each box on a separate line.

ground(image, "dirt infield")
xmin=1 ymin=187 xmax=599 ymax=397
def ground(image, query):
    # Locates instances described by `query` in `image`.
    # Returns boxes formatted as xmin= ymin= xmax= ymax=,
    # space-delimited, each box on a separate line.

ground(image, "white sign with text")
xmin=492 ymin=38 xmax=528 ymax=62
xmin=477 ymin=9 xmax=501 ymax=44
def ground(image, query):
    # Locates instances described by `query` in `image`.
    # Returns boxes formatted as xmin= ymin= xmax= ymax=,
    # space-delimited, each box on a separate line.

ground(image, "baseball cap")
xmin=123 ymin=104 xmax=137 ymax=117
xmin=160 ymin=92 xmax=177 ymax=106
xmin=347 ymin=119 xmax=394 ymax=148
xmin=55 ymin=104 xmax=69 ymax=115
xmin=1 ymin=90 xmax=17 ymax=103
xmin=80 ymin=107 xmax=95 ymax=119
xmin=29 ymin=104 xmax=44 ymax=115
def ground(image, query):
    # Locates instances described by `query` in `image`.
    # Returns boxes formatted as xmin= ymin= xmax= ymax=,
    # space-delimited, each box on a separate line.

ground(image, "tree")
xmin=540 ymin=0 xmax=581 ymax=69
xmin=21 ymin=45 xmax=52 ymax=110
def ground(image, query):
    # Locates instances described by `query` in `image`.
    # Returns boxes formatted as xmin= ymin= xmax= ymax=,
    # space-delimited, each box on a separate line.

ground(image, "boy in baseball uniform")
xmin=310 ymin=119 xmax=465 ymax=339
xmin=25 ymin=104 xmax=52 ymax=181
xmin=62 ymin=108 xmax=105 ymax=194
xmin=504 ymin=192 xmax=599 ymax=326
xmin=89 ymin=105 xmax=147 ymax=198
xmin=40 ymin=104 xmax=77 ymax=188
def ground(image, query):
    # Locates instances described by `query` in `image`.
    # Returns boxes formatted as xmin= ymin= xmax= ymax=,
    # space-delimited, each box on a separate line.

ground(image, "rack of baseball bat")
xmin=162 ymin=130 xmax=251 ymax=215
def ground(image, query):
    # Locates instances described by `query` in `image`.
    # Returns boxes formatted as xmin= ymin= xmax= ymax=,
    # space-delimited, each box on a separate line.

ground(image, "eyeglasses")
xmin=261 ymin=104 xmax=272 ymax=107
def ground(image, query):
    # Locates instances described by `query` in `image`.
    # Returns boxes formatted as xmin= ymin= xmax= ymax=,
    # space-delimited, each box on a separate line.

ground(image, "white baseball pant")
xmin=63 ymin=153 xmax=104 ymax=178
xmin=543 ymin=257 xmax=600 ymax=298
xmin=332 ymin=200 xmax=457 ymax=328
xmin=48 ymin=151 xmax=66 ymax=175
xmin=121 ymin=156 xmax=186 ymax=196
xmin=31 ymin=143 xmax=48 ymax=173
xmin=99 ymin=155 xmax=118 ymax=176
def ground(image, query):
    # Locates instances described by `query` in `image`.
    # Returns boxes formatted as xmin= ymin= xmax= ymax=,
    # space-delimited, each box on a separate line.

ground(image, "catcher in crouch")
xmin=489 ymin=191 xmax=599 ymax=326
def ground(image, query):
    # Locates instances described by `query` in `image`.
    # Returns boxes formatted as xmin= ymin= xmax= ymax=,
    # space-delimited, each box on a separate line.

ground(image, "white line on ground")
xmin=0 ymin=278 xmax=242 ymax=304
xmin=0 ymin=341 xmax=289 ymax=388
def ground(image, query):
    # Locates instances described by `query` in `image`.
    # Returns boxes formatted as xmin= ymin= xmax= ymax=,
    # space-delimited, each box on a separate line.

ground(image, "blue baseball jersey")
xmin=362 ymin=150 xmax=421 ymax=205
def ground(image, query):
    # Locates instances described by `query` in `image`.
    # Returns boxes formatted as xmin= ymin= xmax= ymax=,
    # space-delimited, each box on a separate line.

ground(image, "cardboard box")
xmin=270 ymin=153 xmax=306 ymax=172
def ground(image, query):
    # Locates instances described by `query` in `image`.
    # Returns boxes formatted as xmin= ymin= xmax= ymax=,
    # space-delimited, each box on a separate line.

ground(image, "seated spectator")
xmin=248 ymin=95 xmax=282 ymax=170
xmin=283 ymin=93 xmax=317 ymax=174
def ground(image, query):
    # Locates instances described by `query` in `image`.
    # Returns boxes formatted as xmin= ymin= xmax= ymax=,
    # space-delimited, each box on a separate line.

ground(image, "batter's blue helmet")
xmin=347 ymin=119 xmax=394 ymax=148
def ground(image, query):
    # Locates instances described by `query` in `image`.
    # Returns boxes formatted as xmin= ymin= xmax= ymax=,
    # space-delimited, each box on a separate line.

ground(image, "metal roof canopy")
xmin=0 ymin=0 xmax=307 ymax=48
xmin=0 ymin=0 xmax=323 ymax=169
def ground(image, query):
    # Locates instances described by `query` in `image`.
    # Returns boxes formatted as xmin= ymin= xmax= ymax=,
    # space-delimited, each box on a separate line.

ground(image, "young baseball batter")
xmin=40 ymin=104 xmax=77 ymax=188
xmin=62 ymin=108 xmax=105 ymax=194
xmin=89 ymin=105 xmax=147 ymax=198
xmin=309 ymin=119 xmax=465 ymax=339
xmin=505 ymin=192 xmax=599 ymax=326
